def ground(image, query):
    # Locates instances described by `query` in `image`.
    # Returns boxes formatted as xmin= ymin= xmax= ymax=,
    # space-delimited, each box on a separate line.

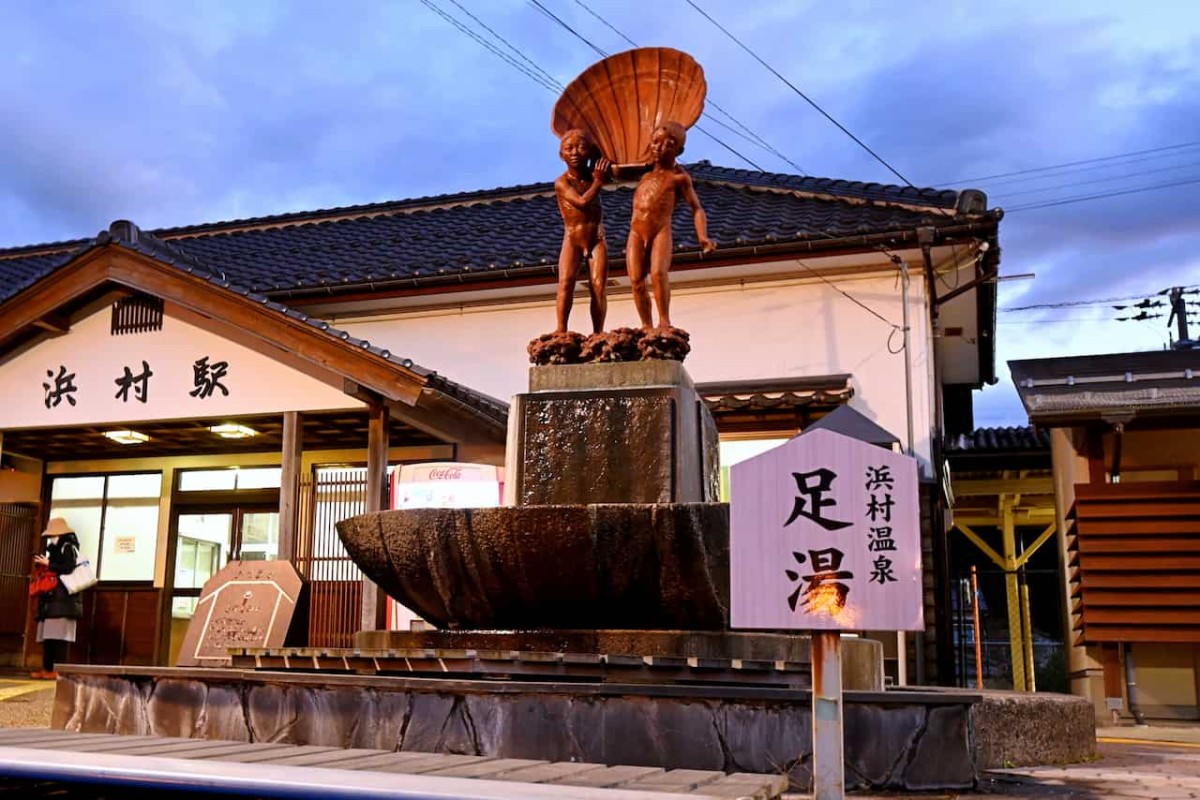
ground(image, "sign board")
xmin=730 ymin=427 xmax=922 ymax=631
xmin=176 ymin=560 xmax=304 ymax=667
xmin=0 ymin=306 xmax=359 ymax=430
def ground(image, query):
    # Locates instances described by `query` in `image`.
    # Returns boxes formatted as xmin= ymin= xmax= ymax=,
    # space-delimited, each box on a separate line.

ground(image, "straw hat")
xmin=41 ymin=517 xmax=73 ymax=538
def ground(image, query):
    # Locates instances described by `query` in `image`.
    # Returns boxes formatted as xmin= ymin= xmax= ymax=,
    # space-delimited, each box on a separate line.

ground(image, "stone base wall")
xmin=53 ymin=666 xmax=978 ymax=792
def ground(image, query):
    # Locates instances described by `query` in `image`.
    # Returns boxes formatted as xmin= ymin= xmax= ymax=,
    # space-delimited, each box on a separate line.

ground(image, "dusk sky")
xmin=2 ymin=1 xmax=1197 ymax=426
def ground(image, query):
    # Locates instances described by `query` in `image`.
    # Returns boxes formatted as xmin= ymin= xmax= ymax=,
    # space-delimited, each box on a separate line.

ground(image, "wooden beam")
xmin=953 ymin=508 xmax=1056 ymax=526
xmin=951 ymin=477 xmax=1055 ymax=497
xmin=31 ymin=312 xmax=71 ymax=336
xmin=951 ymin=522 xmax=1005 ymax=570
xmin=277 ymin=411 xmax=303 ymax=562
xmin=360 ymin=402 xmax=389 ymax=632
xmin=1014 ymin=522 xmax=1057 ymax=570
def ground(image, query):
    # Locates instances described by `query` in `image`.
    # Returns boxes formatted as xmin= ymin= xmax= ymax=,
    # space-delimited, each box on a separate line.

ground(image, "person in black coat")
xmin=32 ymin=517 xmax=84 ymax=679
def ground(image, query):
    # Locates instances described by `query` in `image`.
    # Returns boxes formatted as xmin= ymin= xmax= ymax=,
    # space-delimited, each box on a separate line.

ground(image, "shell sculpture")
xmin=552 ymin=47 xmax=707 ymax=166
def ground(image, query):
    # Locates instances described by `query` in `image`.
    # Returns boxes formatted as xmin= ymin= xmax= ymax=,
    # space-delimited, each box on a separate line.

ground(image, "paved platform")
xmin=0 ymin=728 xmax=786 ymax=799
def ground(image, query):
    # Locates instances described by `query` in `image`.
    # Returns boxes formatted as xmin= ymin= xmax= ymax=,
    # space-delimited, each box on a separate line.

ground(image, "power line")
xmin=572 ymin=0 xmax=636 ymax=47
xmin=941 ymin=140 xmax=1200 ymax=185
xmin=446 ymin=0 xmax=562 ymax=90
xmin=1005 ymin=175 xmax=1200 ymax=212
xmin=991 ymin=161 xmax=1200 ymax=201
xmin=419 ymin=0 xmax=560 ymax=93
xmin=793 ymin=258 xmax=900 ymax=330
xmin=683 ymin=0 xmax=912 ymax=186
xmin=568 ymin=0 xmax=808 ymax=173
xmin=529 ymin=0 xmax=606 ymax=58
xmin=1000 ymin=293 xmax=1158 ymax=312
xmin=527 ymin=0 xmax=765 ymax=170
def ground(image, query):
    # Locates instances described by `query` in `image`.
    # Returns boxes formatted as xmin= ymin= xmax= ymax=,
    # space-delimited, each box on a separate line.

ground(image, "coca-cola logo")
xmin=428 ymin=467 xmax=464 ymax=480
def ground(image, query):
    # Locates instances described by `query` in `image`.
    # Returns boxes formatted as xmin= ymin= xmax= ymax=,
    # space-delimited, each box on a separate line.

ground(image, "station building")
xmin=0 ymin=163 xmax=1001 ymax=681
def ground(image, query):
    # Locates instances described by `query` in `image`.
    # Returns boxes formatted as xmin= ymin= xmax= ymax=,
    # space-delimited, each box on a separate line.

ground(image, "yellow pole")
xmin=1001 ymin=497 xmax=1027 ymax=691
xmin=1021 ymin=582 xmax=1036 ymax=692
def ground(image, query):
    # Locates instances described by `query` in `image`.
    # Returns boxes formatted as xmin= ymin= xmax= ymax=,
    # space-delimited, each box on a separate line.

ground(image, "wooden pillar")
xmin=277 ymin=411 xmax=303 ymax=562
xmin=360 ymin=402 xmax=389 ymax=631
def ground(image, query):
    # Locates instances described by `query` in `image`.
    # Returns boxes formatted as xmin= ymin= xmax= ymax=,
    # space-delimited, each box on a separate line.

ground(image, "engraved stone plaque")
xmin=176 ymin=560 xmax=304 ymax=667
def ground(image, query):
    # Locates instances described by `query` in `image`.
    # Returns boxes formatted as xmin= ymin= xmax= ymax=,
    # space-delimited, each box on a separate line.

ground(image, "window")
xmin=718 ymin=437 xmax=790 ymax=501
xmin=48 ymin=473 xmax=162 ymax=581
xmin=178 ymin=467 xmax=282 ymax=492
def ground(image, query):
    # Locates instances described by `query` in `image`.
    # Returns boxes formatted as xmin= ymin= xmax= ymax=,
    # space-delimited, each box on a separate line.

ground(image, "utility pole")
xmin=1165 ymin=287 xmax=1195 ymax=349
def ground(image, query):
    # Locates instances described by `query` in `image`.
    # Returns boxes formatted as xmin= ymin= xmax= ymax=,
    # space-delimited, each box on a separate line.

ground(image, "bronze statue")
xmin=554 ymin=129 xmax=610 ymax=333
xmin=624 ymin=122 xmax=715 ymax=330
xmin=534 ymin=47 xmax=715 ymax=362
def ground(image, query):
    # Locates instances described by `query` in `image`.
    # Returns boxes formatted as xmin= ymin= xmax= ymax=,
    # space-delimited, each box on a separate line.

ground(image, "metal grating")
xmin=110 ymin=294 xmax=164 ymax=336
xmin=295 ymin=470 xmax=366 ymax=648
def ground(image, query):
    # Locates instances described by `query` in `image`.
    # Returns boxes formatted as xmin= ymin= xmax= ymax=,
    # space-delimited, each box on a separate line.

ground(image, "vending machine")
xmin=386 ymin=462 xmax=504 ymax=629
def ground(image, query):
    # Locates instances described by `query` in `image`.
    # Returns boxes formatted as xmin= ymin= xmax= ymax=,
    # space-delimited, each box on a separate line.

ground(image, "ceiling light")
xmin=103 ymin=430 xmax=149 ymax=445
xmin=209 ymin=423 xmax=258 ymax=439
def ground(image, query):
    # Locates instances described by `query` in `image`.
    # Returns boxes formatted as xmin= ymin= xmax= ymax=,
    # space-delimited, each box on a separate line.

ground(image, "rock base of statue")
xmin=528 ymin=326 xmax=690 ymax=365
xmin=507 ymin=359 xmax=718 ymax=505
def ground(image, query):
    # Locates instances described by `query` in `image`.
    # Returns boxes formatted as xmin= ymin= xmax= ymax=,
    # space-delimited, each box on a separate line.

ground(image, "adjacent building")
xmin=1011 ymin=348 xmax=1200 ymax=721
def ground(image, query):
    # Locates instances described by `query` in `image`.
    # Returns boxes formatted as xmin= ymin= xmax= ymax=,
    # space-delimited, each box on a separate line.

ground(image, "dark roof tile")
xmin=944 ymin=426 xmax=1050 ymax=453
xmin=0 ymin=163 xmax=993 ymax=305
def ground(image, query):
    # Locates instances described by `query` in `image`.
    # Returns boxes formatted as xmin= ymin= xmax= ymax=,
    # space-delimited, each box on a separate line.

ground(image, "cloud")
xmin=0 ymin=0 xmax=1196 ymax=430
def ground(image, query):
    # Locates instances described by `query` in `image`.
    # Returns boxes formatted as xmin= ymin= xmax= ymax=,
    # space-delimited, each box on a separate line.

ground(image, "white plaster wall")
xmin=339 ymin=271 xmax=935 ymax=470
xmin=0 ymin=307 xmax=360 ymax=430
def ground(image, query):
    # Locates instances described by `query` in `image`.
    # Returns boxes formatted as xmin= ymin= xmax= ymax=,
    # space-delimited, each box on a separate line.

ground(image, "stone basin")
xmin=336 ymin=503 xmax=729 ymax=630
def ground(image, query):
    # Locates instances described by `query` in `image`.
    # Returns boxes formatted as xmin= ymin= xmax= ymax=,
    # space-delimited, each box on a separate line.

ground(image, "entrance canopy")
xmin=0 ymin=222 xmax=508 ymax=461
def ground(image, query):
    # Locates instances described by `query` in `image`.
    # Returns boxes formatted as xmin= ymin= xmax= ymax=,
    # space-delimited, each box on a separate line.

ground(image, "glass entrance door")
xmin=168 ymin=507 xmax=279 ymax=665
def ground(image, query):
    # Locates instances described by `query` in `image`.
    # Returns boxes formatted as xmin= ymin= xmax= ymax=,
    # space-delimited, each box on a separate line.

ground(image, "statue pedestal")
xmin=504 ymin=360 xmax=720 ymax=505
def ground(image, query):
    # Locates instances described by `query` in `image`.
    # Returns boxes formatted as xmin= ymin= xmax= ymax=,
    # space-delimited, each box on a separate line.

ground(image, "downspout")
xmin=1109 ymin=421 xmax=1144 ymax=722
xmin=894 ymin=254 xmax=920 ymax=685
xmin=919 ymin=226 xmax=955 ymax=686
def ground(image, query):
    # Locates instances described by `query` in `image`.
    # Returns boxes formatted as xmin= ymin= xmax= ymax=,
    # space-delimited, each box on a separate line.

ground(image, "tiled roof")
xmin=944 ymin=426 xmax=1050 ymax=453
xmin=1010 ymin=350 xmax=1200 ymax=422
xmin=93 ymin=226 xmax=509 ymax=426
xmin=0 ymin=162 xmax=994 ymax=305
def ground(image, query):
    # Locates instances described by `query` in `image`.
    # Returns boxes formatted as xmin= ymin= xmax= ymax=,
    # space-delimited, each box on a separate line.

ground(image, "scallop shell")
xmin=552 ymin=47 xmax=707 ymax=165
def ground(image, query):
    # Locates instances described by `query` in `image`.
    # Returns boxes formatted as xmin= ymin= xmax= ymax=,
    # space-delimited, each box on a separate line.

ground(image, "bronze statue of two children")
xmin=553 ymin=122 xmax=716 ymax=337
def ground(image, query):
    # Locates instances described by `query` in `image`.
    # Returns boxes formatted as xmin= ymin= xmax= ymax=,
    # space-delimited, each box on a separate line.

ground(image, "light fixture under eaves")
xmin=103 ymin=429 xmax=149 ymax=445
xmin=209 ymin=423 xmax=258 ymax=439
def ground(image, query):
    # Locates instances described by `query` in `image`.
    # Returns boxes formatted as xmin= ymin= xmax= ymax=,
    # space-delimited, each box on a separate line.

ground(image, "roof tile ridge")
xmin=154 ymin=180 xmax=558 ymax=241
xmin=0 ymin=237 xmax=94 ymax=261
xmin=687 ymin=160 xmax=967 ymax=215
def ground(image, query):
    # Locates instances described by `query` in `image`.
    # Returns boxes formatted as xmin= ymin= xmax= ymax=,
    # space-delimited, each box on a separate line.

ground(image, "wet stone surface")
xmin=54 ymin=670 xmax=978 ymax=792
xmin=337 ymin=503 xmax=730 ymax=630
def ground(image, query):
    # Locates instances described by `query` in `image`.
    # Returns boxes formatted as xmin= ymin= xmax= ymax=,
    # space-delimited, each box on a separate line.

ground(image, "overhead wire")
xmin=526 ymin=0 xmax=765 ymax=169
xmin=446 ymin=0 xmax=563 ymax=90
xmin=940 ymin=140 xmax=1200 ymax=185
xmin=419 ymin=0 xmax=560 ymax=93
xmin=991 ymin=160 xmax=1200 ymax=201
xmin=567 ymin=0 xmax=807 ymax=173
xmin=1004 ymin=176 xmax=1200 ymax=212
xmin=683 ymin=0 xmax=913 ymax=185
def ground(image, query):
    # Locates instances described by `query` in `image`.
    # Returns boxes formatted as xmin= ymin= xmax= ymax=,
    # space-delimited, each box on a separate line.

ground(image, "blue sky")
xmin=2 ymin=0 xmax=1197 ymax=426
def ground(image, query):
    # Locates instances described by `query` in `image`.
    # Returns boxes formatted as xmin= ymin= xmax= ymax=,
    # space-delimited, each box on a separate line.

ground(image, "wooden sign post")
xmin=729 ymin=428 xmax=923 ymax=800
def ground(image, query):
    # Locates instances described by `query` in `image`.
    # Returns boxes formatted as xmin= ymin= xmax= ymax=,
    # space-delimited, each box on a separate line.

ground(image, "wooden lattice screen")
xmin=0 ymin=505 xmax=36 ymax=644
xmin=1068 ymin=481 xmax=1200 ymax=643
xmin=294 ymin=470 xmax=366 ymax=648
